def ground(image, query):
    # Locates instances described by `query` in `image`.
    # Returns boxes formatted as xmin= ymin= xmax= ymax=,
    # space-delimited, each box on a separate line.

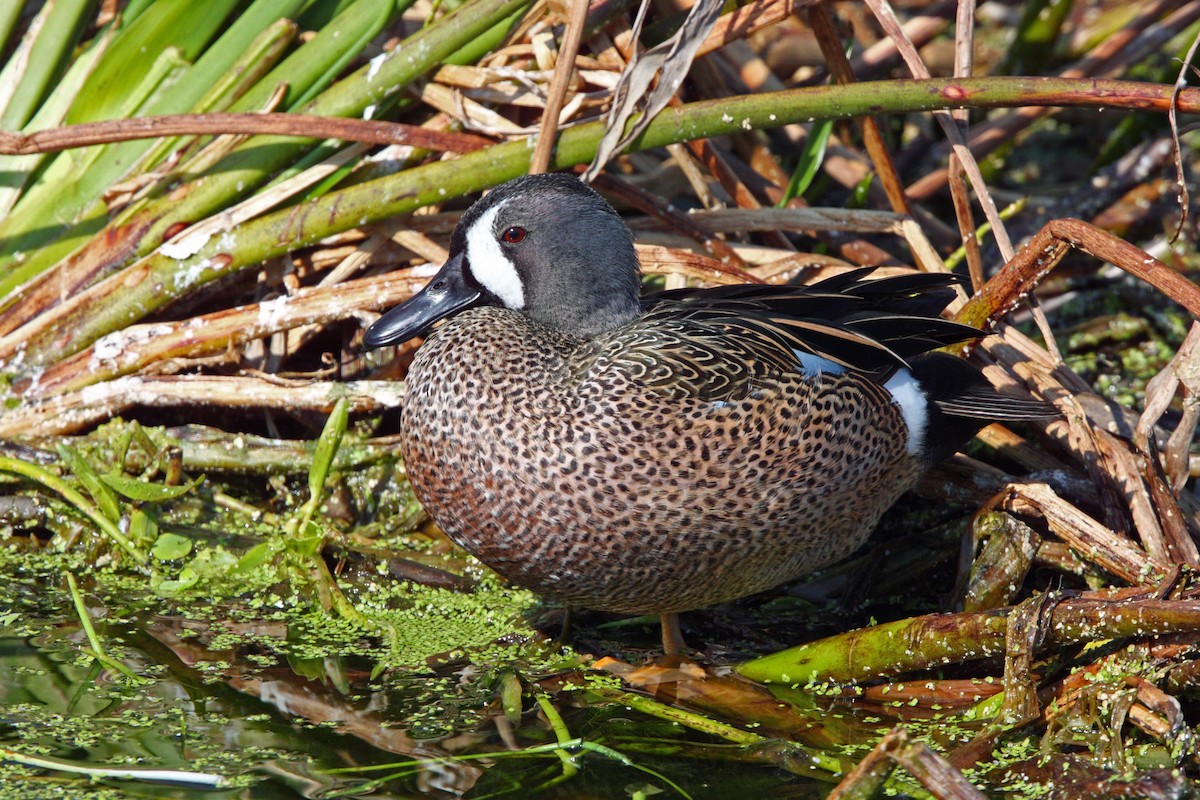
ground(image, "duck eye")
xmin=500 ymin=226 xmax=527 ymax=244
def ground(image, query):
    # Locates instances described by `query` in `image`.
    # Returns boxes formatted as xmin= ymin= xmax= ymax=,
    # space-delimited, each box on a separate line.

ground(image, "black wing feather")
xmin=641 ymin=269 xmax=976 ymax=378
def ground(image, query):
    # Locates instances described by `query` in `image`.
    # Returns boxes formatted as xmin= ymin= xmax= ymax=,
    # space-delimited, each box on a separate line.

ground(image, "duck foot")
xmin=660 ymin=612 xmax=687 ymax=655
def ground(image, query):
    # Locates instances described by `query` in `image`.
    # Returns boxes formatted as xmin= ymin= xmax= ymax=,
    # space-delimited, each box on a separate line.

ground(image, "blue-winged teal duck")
xmin=365 ymin=173 xmax=1050 ymax=653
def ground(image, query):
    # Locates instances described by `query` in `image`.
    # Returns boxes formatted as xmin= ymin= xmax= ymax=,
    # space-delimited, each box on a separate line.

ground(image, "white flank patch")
xmin=884 ymin=368 xmax=928 ymax=456
xmin=793 ymin=350 xmax=847 ymax=377
xmin=465 ymin=201 xmax=525 ymax=309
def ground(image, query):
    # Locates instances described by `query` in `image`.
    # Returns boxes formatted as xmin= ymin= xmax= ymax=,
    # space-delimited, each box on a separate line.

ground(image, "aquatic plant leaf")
xmin=155 ymin=566 xmax=200 ymax=594
xmin=99 ymin=470 xmax=201 ymax=501
xmin=56 ymin=443 xmax=121 ymax=523
xmin=152 ymin=532 xmax=193 ymax=561
xmin=128 ymin=507 xmax=158 ymax=544
xmin=309 ymin=397 xmax=349 ymax=502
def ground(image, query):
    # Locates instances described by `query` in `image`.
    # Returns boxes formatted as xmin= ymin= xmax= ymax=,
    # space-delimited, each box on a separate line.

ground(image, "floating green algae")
xmin=0 ymin=530 xmax=570 ymax=795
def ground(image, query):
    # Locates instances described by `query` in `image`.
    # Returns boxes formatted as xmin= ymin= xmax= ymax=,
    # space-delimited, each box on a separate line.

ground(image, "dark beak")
xmin=363 ymin=252 xmax=482 ymax=347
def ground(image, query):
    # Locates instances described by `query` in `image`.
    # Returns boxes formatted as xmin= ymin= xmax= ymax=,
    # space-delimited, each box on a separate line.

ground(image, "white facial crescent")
xmin=464 ymin=201 xmax=525 ymax=310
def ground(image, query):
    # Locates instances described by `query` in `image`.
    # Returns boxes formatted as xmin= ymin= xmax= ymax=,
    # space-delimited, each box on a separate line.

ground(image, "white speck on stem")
xmin=160 ymin=230 xmax=212 ymax=260
xmin=367 ymin=52 xmax=387 ymax=82
xmin=257 ymin=296 xmax=290 ymax=327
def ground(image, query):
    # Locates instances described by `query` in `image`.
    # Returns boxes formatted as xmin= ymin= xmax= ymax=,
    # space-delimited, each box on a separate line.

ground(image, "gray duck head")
xmin=363 ymin=173 xmax=643 ymax=347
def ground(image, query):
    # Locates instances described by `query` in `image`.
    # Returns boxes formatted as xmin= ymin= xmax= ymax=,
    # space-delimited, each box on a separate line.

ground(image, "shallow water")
xmin=0 ymin=553 xmax=833 ymax=799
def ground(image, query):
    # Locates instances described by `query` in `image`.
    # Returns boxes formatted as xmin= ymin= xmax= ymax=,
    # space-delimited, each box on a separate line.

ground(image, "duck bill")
xmin=363 ymin=253 xmax=482 ymax=347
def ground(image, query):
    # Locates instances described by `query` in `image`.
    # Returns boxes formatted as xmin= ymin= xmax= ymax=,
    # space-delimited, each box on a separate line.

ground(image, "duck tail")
xmin=907 ymin=352 xmax=1059 ymax=467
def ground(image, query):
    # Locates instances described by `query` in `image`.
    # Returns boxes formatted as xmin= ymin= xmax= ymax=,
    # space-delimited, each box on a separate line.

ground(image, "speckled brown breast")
xmin=400 ymin=306 xmax=919 ymax=614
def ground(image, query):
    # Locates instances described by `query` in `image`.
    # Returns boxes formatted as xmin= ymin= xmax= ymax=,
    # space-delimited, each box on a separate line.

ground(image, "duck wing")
xmin=646 ymin=268 xmax=982 ymax=375
xmin=575 ymin=269 xmax=983 ymax=401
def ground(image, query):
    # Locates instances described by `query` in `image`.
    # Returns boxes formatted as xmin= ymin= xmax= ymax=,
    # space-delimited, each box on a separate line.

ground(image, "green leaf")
xmin=152 ymin=532 xmax=194 ymax=561
xmin=287 ymin=525 xmax=325 ymax=558
xmin=778 ymin=118 xmax=833 ymax=207
xmin=309 ymin=398 xmax=349 ymax=502
xmin=155 ymin=566 xmax=200 ymax=595
xmin=235 ymin=540 xmax=281 ymax=573
xmin=99 ymin=471 xmax=201 ymax=502
xmin=57 ymin=444 xmax=122 ymax=523
xmin=129 ymin=507 xmax=158 ymax=544
xmin=0 ymin=454 xmax=144 ymax=564
xmin=849 ymin=172 xmax=873 ymax=209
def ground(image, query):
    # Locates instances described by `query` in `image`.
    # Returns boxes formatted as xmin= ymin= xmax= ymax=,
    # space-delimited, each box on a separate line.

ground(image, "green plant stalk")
xmin=10 ymin=75 xmax=1197 ymax=369
xmin=740 ymin=611 xmax=1010 ymax=686
xmin=536 ymin=694 xmax=579 ymax=781
xmin=0 ymin=0 xmax=94 ymax=131
xmin=0 ymin=44 xmax=190 ymax=252
xmin=0 ymin=0 xmax=357 ymax=300
xmin=65 ymin=571 xmax=108 ymax=661
xmin=499 ymin=670 xmax=523 ymax=724
xmin=278 ymin=395 xmax=367 ymax=626
xmin=0 ymin=0 xmax=520 ymax=312
xmin=121 ymin=0 xmax=156 ymax=21
xmin=0 ymin=455 xmax=144 ymax=564
xmin=0 ymin=745 xmax=227 ymax=787
xmin=65 ymin=571 xmax=143 ymax=682
xmin=131 ymin=18 xmax=299 ymax=179
xmin=0 ymin=2 xmax=21 ymax=58
xmin=322 ymin=737 xmax=689 ymax=799
xmin=572 ymin=742 xmax=694 ymax=800
xmin=308 ymin=551 xmax=372 ymax=627
xmin=297 ymin=0 xmax=367 ymax=31
xmin=64 ymin=0 xmax=241 ymax=125
xmin=288 ymin=0 xmax=399 ymax=110
xmin=118 ymin=0 xmax=520 ymax=263
xmin=589 ymin=685 xmax=767 ymax=746
xmin=943 ymin=197 xmax=1027 ymax=271
xmin=0 ymin=21 xmax=116 ymax=217
xmin=0 ymin=0 xmax=248 ymax=292
xmin=309 ymin=0 xmax=603 ymax=196
xmin=1004 ymin=0 xmax=1073 ymax=76
xmin=288 ymin=1 xmax=532 ymax=196
xmin=78 ymin=645 xmax=144 ymax=682
xmin=119 ymin=47 xmax=190 ymax=117
xmin=737 ymin=597 xmax=1200 ymax=684
xmin=589 ymin=685 xmax=847 ymax=778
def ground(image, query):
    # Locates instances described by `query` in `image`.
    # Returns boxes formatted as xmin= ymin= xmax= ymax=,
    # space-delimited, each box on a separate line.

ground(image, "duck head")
xmin=363 ymin=173 xmax=643 ymax=347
